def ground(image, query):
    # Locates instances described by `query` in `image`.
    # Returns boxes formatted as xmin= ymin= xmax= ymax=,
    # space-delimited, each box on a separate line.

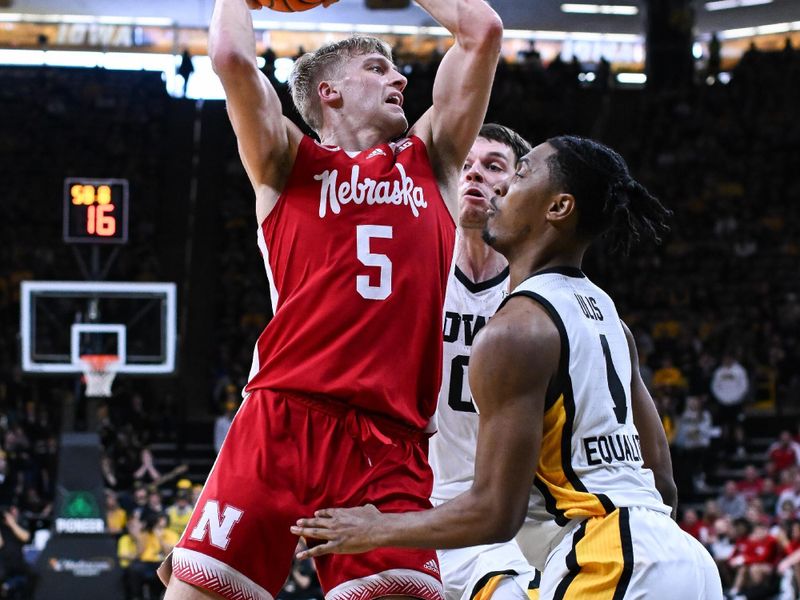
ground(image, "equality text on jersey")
xmin=314 ymin=163 xmax=428 ymax=218
xmin=582 ymin=433 xmax=643 ymax=466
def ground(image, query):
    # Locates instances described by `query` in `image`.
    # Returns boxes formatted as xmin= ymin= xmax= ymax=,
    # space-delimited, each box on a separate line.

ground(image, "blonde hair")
xmin=289 ymin=36 xmax=393 ymax=133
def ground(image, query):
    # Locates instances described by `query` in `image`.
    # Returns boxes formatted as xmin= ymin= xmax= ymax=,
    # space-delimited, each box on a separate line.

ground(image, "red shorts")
xmin=169 ymin=389 xmax=444 ymax=600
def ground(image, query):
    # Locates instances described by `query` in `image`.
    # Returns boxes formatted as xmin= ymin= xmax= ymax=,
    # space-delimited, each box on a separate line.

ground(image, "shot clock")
xmin=63 ymin=178 xmax=129 ymax=244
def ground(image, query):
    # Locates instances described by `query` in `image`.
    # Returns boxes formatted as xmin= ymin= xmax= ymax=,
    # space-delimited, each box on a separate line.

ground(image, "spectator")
xmin=778 ymin=467 xmax=799 ymax=494
xmin=653 ymin=355 xmax=688 ymax=389
xmin=177 ymin=49 xmax=194 ymax=97
xmin=673 ymin=394 xmax=716 ymax=494
xmin=128 ymin=513 xmax=178 ymax=599
xmin=729 ymin=523 xmax=781 ymax=599
xmin=653 ymin=390 xmax=677 ymax=444
xmin=737 ymin=464 xmax=765 ymax=501
xmin=708 ymin=33 xmax=721 ymax=81
xmin=132 ymin=445 xmax=161 ymax=484
xmin=165 ymin=482 xmax=193 ymax=538
xmin=769 ymin=431 xmax=800 ymax=475
xmin=0 ymin=451 xmax=18 ymax=506
xmin=776 ymin=499 xmax=798 ymax=525
xmin=128 ymin=485 xmax=153 ymax=523
xmin=719 ymin=480 xmax=749 ymax=520
xmin=680 ymin=507 xmax=708 ymax=542
xmin=191 ymin=483 xmax=203 ymax=507
xmin=708 ymin=517 xmax=737 ymax=588
xmin=0 ymin=504 xmax=31 ymax=599
xmin=117 ymin=517 xmax=140 ymax=600
xmin=711 ymin=354 xmax=749 ymax=454
xmin=777 ymin=520 xmax=800 ymax=600
xmin=760 ymin=478 xmax=780 ymax=516
xmin=105 ymin=489 xmax=127 ymax=535
xmin=145 ymin=488 xmax=163 ymax=516
xmin=213 ymin=395 xmax=238 ymax=454
xmin=777 ymin=473 xmax=800 ymax=515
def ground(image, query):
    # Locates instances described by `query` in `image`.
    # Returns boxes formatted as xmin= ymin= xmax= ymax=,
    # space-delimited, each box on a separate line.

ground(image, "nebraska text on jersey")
xmin=315 ymin=163 xmax=428 ymax=218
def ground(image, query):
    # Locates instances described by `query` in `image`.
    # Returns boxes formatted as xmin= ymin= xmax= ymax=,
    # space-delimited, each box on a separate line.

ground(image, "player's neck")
xmin=455 ymin=228 xmax=507 ymax=284
xmin=318 ymin=122 xmax=389 ymax=152
xmin=507 ymin=239 xmax=586 ymax=290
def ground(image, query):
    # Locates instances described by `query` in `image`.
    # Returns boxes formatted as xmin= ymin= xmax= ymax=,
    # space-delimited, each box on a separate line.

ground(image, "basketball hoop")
xmin=79 ymin=354 xmax=119 ymax=397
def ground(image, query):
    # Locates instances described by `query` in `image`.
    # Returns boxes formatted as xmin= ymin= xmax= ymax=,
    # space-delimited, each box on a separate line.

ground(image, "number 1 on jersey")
xmin=599 ymin=334 xmax=627 ymax=424
xmin=356 ymin=225 xmax=393 ymax=301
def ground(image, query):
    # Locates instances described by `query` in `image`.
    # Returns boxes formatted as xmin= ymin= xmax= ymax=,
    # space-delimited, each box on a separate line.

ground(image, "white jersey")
xmin=430 ymin=265 xmax=509 ymax=503
xmin=505 ymin=267 xmax=670 ymax=528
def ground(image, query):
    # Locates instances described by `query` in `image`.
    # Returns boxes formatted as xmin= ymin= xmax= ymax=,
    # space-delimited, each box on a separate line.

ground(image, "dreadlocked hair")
xmin=546 ymin=135 xmax=673 ymax=255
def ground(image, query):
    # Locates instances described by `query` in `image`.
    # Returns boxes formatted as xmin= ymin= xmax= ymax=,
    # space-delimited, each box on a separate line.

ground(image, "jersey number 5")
xmin=356 ymin=225 xmax=392 ymax=301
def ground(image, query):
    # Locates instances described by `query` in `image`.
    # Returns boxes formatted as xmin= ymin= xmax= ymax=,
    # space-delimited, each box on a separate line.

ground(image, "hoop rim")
xmin=79 ymin=354 xmax=120 ymax=370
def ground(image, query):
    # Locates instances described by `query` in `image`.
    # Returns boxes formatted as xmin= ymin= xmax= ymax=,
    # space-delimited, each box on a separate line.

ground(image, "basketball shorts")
xmin=538 ymin=506 xmax=723 ymax=600
xmin=164 ymin=389 xmax=444 ymax=600
xmin=435 ymin=540 xmax=539 ymax=600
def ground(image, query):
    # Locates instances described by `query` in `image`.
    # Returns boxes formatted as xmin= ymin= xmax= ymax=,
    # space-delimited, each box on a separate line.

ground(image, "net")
xmin=79 ymin=354 xmax=119 ymax=397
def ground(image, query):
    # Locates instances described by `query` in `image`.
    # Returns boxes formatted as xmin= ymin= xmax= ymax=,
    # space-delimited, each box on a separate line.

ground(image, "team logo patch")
xmin=422 ymin=559 xmax=440 ymax=575
xmin=367 ymin=148 xmax=387 ymax=159
xmin=188 ymin=500 xmax=244 ymax=550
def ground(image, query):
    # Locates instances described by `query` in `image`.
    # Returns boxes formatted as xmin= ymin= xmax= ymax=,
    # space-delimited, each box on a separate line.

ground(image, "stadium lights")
xmin=251 ymin=20 xmax=643 ymax=43
xmin=560 ymin=4 xmax=639 ymax=15
xmin=719 ymin=20 xmax=800 ymax=39
xmin=616 ymin=72 xmax=647 ymax=84
xmin=705 ymin=0 xmax=773 ymax=11
xmin=0 ymin=12 xmax=174 ymax=26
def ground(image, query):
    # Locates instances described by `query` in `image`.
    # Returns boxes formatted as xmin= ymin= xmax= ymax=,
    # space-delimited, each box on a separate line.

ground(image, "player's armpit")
xmin=621 ymin=321 xmax=678 ymax=516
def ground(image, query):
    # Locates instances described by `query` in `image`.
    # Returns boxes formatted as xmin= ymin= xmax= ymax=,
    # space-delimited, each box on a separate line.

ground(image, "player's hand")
xmin=245 ymin=0 xmax=263 ymax=10
xmin=290 ymin=504 xmax=383 ymax=558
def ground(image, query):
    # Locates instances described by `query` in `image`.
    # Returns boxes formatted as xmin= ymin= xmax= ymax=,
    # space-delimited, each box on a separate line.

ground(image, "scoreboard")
xmin=63 ymin=178 xmax=129 ymax=244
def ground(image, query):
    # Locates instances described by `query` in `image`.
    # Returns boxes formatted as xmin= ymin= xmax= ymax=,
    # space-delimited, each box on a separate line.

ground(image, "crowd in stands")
xmin=0 ymin=36 xmax=798 ymax=599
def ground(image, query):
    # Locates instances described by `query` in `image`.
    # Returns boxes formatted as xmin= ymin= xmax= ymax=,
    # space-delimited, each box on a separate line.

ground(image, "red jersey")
xmin=245 ymin=135 xmax=455 ymax=429
xmin=741 ymin=534 xmax=781 ymax=565
xmin=770 ymin=444 xmax=799 ymax=472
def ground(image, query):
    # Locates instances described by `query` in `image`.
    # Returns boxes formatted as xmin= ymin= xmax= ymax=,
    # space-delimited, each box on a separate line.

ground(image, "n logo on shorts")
xmin=188 ymin=500 xmax=244 ymax=550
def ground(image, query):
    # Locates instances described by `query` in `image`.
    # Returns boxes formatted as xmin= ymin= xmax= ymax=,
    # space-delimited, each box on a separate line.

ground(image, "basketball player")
xmin=431 ymin=123 xmax=540 ymax=600
xmin=291 ymin=137 xmax=724 ymax=599
xmin=159 ymin=0 xmax=503 ymax=598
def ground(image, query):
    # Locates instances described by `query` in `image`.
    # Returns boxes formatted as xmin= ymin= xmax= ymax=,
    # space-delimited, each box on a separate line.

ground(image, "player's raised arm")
xmin=290 ymin=298 xmax=559 ymax=556
xmin=622 ymin=321 xmax=678 ymax=517
xmin=409 ymin=0 xmax=504 ymax=218
xmin=209 ymin=0 xmax=303 ymax=222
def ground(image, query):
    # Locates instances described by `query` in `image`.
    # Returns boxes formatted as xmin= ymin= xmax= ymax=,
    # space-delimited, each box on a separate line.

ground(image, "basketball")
xmin=259 ymin=0 xmax=325 ymax=12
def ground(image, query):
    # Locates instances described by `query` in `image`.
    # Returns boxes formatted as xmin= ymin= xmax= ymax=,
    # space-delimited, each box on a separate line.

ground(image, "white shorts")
xmin=539 ymin=506 xmax=723 ymax=600
xmin=515 ymin=517 xmax=569 ymax=572
xmin=437 ymin=541 xmax=538 ymax=600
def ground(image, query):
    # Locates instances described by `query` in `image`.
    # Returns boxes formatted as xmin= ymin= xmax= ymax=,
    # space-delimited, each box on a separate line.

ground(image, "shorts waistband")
xmin=273 ymin=390 xmax=431 ymax=445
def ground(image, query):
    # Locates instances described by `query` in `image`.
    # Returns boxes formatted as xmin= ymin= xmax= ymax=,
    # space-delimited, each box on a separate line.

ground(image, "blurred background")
xmin=1 ymin=0 xmax=800 ymax=598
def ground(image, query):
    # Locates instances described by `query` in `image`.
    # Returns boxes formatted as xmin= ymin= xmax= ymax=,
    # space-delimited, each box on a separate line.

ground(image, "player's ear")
xmin=545 ymin=193 xmax=577 ymax=225
xmin=318 ymin=80 xmax=342 ymax=108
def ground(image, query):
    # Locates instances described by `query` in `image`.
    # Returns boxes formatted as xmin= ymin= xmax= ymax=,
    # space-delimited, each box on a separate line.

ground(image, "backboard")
xmin=20 ymin=281 xmax=177 ymax=375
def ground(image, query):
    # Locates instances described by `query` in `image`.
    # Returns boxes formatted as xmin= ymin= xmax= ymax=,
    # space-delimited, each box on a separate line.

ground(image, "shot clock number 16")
xmin=63 ymin=178 xmax=129 ymax=244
